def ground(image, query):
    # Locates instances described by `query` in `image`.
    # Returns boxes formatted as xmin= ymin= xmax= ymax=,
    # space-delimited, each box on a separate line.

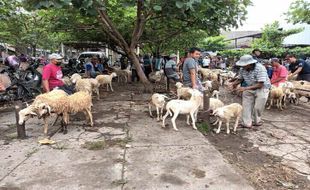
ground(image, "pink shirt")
xmin=42 ymin=63 xmax=64 ymax=90
xmin=271 ymin=65 xmax=288 ymax=87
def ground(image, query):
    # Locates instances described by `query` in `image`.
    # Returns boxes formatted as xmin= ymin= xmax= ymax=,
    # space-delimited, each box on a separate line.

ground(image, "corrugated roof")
xmin=283 ymin=25 xmax=310 ymax=46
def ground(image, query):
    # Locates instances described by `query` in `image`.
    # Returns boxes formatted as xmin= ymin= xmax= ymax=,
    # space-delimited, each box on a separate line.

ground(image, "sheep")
xmin=211 ymin=90 xmax=220 ymax=99
xmin=175 ymin=82 xmax=192 ymax=100
xmin=267 ymin=86 xmax=285 ymax=110
xmin=19 ymin=90 xmax=68 ymax=135
xmin=62 ymin=76 xmax=72 ymax=86
xmin=212 ymin=103 xmax=242 ymax=134
xmin=114 ymin=68 xmax=131 ymax=83
xmin=162 ymin=89 xmax=203 ymax=131
xmin=0 ymin=74 xmax=11 ymax=89
xmin=19 ymin=90 xmax=93 ymax=136
xmin=203 ymin=80 xmax=220 ymax=94
xmin=198 ymin=68 xmax=218 ymax=81
xmin=287 ymin=91 xmax=299 ymax=105
xmin=70 ymin=73 xmax=99 ymax=99
xmin=209 ymin=98 xmax=224 ymax=112
xmin=96 ymin=72 xmax=117 ymax=92
xmin=148 ymin=93 xmax=169 ymax=121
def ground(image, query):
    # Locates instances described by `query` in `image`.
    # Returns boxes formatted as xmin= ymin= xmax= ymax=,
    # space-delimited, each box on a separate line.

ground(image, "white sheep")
xmin=148 ymin=93 xmax=169 ymax=121
xmin=96 ymin=72 xmax=117 ymax=91
xmin=114 ymin=68 xmax=131 ymax=83
xmin=19 ymin=90 xmax=68 ymax=135
xmin=70 ymin=73 xmax=99 ymax=99
xmin=209 ymin=98 xmax=224 ymax=112
xmin=212 ymin=103 xmax=242 ymax=134
xmin=175 ymin=82 xmax=192 ymax=100
xmin=267 ymin=86 xmax=285 ymax=110
xmin=162 ymin=89 xmax=203 ymax=131
xmin=211 ymin=90 xmax=220 ymax=99
xmin=62 ymin=76 xmax=72 ymax=86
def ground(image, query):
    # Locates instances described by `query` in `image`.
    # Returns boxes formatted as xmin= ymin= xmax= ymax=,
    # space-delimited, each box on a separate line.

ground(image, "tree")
xmin=251 ymin=21 xmax=301 ymax=49
xmin=24 ymin=0 xmax=251 ymax=89
xmin=199 ymin=36 xmax=228 ymax=51
xmin=287 ymin=0 xmax=310 ymax=24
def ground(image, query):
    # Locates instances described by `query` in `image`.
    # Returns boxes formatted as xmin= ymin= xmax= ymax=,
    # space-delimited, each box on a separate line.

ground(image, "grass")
xmin=197 ymin=122 xmax=210 ymax=134
xmin=82 ymin=136 xmax=133 ymax=150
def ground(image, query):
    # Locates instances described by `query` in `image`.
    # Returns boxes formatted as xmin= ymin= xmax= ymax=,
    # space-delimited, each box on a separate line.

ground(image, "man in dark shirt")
xmin=286 ymin=54 xmax=310 ymax=81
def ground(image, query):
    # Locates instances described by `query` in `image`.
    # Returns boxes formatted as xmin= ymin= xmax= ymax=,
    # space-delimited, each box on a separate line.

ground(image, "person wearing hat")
xmin=42 ymin=53 xmax=73 ymax=94
xmin=270 ymin=58 xmax=288 ymax=87
xmin=230 ymin=54 xmax=271 ymax=128
xmin=164 ymin=53 xmax=180 ymax=82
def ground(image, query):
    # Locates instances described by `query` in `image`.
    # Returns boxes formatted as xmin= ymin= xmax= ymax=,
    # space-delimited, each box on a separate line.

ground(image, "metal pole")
xmin=15 ymin=101 xmax=26 ymax=139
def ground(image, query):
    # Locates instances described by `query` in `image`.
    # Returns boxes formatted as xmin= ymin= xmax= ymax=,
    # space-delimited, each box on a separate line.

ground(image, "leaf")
xmin=176 ymin=1 xmax=184 ymax=9
xmin=153 ymin=5 xmax=162 ymax=11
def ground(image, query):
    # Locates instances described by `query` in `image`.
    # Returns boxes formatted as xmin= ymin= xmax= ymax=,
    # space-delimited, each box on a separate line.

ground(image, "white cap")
xmin=48 ymin=53 xmax=63 ymax=60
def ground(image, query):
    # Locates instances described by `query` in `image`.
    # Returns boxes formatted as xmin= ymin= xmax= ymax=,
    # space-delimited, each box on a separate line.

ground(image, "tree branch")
xmin=130 ymin=0 xmax=146 ymax=50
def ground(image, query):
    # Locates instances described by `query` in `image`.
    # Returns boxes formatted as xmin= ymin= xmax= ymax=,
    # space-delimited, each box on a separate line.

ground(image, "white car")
xmin=77 ymin=51 xmax=108 ymax=64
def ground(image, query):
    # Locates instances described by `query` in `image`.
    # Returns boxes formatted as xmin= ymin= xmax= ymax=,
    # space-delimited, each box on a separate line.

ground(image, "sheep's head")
xmin=18 ymin=106 xmax=37 ymax=125
xmin=175 ymin=82 xmax=183 ymax=89
xmin=35 ymin=103 xmax=51 ymax=119
xmin=212 ymin=108 xmax=224 ymax=118
xmin=70 ymin=73 xmax=82 ymax=84
xmin=111 ymin=72 xmax=117 ymax=78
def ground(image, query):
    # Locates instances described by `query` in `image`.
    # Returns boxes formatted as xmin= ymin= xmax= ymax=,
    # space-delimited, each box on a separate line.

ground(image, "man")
xmin=270 ymin=58 xmax=288 ymax=87
xmin=42 ymin=53 xmax=73 ymax=94
xmin=230 ymin=54 xmax=271 ymax=128
xmin=286 ymin=54 xmax=310 ymax=81
xmin=252 ymin=49 xmax=262 ymax=61
xmin=164 ymin=54 xmax=180 ymax=82
xmin=183 ymin=47 xmax=203 ymax=91
xmin=84 ymin=58 xmax=96 ymax=78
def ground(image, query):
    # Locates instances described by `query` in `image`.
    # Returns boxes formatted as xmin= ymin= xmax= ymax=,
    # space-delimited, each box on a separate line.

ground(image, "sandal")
xmin=253 ymin=121 xmax=264 ymax=127
xmin=239 ymin=124 xmax=253 ymax=129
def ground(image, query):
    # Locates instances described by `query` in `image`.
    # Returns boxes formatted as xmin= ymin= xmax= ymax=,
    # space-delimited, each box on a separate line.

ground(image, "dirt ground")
xmin=0 ymin=81 xmax=309 ymax=190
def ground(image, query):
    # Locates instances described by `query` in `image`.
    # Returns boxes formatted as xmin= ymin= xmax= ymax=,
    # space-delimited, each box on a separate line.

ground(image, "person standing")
xmin=143 ymin=54 xmax=152 ymax=79
xmin=270 ymin=58 xmax=288 ymax=87
xmin=230 ymin=55 xmax=271 ymax=128
xmin=202 ymin=55 xmax=210 ymax=68
xmin=182 ymin=47 xmax=203 ymax=91
xmin=252 ymin=49 xmax=262 ymax=62
xmin=286 ymin=54 xmax=310 ymax=81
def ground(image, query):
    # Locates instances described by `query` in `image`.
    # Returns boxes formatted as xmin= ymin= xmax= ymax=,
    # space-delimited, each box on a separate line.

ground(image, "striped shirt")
xmin=238 ymin=63 xmax=271 ymax=89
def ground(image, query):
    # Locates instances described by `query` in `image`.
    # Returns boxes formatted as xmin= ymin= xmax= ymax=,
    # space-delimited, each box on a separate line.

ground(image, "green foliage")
xmin=199 ymin=36 xmax=229 ymax=51
xmin=287 ymin=0 xmax=310 ymax=24
xmin=197 ymin=122 xmax=210 ymax=135
xmin=251 ymin=21 xmax=302 ymax=49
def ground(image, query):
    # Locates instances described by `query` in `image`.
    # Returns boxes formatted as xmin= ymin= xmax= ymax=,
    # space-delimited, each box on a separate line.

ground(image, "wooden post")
xmin=203 ymin=90 xmax=211 ymax=125
xmin=15 ymin=101 xmax=26 ymax=139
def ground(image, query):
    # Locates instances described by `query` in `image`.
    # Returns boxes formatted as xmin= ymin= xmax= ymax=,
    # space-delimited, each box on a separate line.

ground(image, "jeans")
xmin=242 ymin=88 xmax=269 ymax=126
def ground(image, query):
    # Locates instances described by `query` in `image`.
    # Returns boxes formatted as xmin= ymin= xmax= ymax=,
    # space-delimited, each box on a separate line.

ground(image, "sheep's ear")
xmin=43 ymin=105 xmax=51 ymax=114
xmin=29 ymin=111 xmax=37 ymax=116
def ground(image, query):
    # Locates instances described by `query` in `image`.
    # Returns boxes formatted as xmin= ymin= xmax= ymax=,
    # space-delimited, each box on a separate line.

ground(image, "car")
xmin=77 ymin=51 xmax=108 ymax=65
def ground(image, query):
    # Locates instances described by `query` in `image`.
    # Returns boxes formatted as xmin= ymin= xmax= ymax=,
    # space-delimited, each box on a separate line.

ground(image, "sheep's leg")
xmin=267 ymin=99 xmax=272 ymax=109
xmin=63 ymin=113 xmax=69 ymax=134
xmin=96 ymin=88 xmax=100 ymax=100
xmin=190 ymin=112 xmax=197 ymax=130
xmin=216 ymin=120 xmax=222 ymax=134
xmin=148 ymin=103 xmax=153 ymax=117
xmin=160 ymin=107 xmax=163 ymax=120
xmin=171 ymin=111 xmax=179 ymax=131
xmin=110 ymin=82 xmax=114 ymax=92
xmin=156 ymin=106 xmax=160 ymax=121
xmin=106 ymin=84 xmax=109 ymax=91
xmin=186 ymin=115 xmax=191 ymax=126
xmin=86 ymin=109 xmax=94 ymax=127
xmin=226 ymin=122 xmax=230 ymax=134
xmin=162 ymin=111 xmax=170 ymax=128
xmin=233 ymin=116 xmax=240 ymax=133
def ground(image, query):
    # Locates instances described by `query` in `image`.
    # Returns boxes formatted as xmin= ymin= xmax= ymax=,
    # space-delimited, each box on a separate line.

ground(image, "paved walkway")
xmin=0 ymin=92 xmax=253 ymax=190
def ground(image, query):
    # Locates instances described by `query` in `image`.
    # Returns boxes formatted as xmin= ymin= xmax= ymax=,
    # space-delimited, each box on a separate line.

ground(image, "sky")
xmin=234 ymin=0 xmax=295 ymax=31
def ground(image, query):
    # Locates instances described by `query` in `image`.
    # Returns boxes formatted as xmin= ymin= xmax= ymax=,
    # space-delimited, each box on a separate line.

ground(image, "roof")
xmin=283 ymin=25 xmax=310 ymax=46
xmin=222 ymin=31 xmax=262 ymax=41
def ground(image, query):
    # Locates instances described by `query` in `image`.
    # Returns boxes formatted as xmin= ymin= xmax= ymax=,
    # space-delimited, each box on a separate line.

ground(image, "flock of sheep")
xmin=17 ymin=66 xmax=310 ymax=137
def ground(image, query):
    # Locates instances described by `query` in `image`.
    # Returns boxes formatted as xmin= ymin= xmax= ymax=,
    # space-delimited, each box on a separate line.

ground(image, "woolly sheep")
xmin=267 ymin=86 xmax=285 ymax=110
xmin=162 ymin=89 xmax=203 ymax=131
xmin=70 ymin=73 xmax=99 ymax=99
xmin=96 ymin=72 xmax=117 ymax=91
xmin=213 ymin=103 xmax=242 ymax=134
xmin=148 ymin=93 xmax=169 ymax=121
xmin=175 ymin=82 xmax=192 ymax=100
xmin=114 ymin=68 xmax=131 ymax=83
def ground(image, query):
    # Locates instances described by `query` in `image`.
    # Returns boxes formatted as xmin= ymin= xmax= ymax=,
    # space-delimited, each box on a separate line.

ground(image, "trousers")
xmin=242 ymin=88 xmax=269 ymax=126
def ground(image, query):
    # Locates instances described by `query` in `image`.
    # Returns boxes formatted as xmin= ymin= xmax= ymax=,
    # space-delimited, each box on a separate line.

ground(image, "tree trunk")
xmin=32 ymin=44 xmax=36 ymax=57
xmin=127 ymin=49 xmax=152 ymax=92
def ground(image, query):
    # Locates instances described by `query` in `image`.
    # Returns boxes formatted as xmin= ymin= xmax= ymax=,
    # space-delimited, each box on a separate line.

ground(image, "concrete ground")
xmin=0 ymin=84 xmax=309 ymax=190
